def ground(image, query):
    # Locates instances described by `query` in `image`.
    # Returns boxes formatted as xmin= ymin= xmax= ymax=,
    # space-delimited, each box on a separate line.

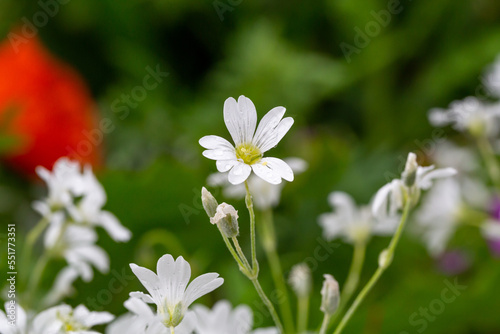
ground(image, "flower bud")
xmin=402 ymin=152 xmax=418 ymax=187
xmin=202 ymin=187 xmax=218 ymax=218
xmin=378 ymin=249 xmax=393 ymax=268
xmin=288 ymin=263 xmax=311 ymax=298
xmin=320 ymin=274 xmax=340 ymax=315
xmin=211 ymin=203 xmax=239 ymax=238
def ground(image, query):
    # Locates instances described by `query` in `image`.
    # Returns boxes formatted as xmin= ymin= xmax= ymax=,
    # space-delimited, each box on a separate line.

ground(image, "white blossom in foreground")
xmin=129 ymin=254 xmax=223 ymax=330
xmin=34 ymin=157 xmax=131 ymax=242
xmin=208 ymin=157 xmax=307 ymax=209
xmin=192 ymin=300 xmax=278 ymax=334
xmin=319 ymin=192 xmax=398 ymax=245
xmin=32 ymin=304 xmax=114 ymax=334
xmin=428 ymin=96 xmax=500 ymax=137
xmin=414 ymin=178 xmax=463 ymax=256
xmin=372 ymin=152 xmax=456 ymax=219
xmin=106 ymin=298 xmax=197 ymax=334
xmin=200 ymin=95 xmax=294 ymax=185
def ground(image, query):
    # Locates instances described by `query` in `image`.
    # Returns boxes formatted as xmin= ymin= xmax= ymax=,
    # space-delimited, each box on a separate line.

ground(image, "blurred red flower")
xmin=0 ymin=31 xmax=101 ymax=176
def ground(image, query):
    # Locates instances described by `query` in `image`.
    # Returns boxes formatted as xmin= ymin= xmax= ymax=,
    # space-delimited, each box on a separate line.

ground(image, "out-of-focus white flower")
xmin=34 ymin=157 xmax=131 ymax=243
xmin=319 ymin=192 xmax=398 ymax=245
xmin=208 ymin=158 xmax=307 ymax=209
xmin=129 ymin=254 xmax=223 ymax=329
xmin=43 ymin=266 xmax=80 ymax=306
xmin=200 ymin=96 xmax=294 ymax=185
xmin=414 ymin=178 xmax=463 ymax=256
xmin=45 ymin=218 xmax=109 ymax=282
xmin=32 ymin=304 xmax=114 ymax=334
xmin=483 ymin=55 xmax=500 ymax=98
xmin=372 ymin=153 xmax=456 ymax=219
xmin=428 ymin=96 xmax=500 ymax=137
xmin=192 ymin=300 xmax=278 ymax=334
xmin=320 ymin=274 xmax=340 ymax=315
xmin=106 ymin=298 xmax=196 ymax=334
xmin=0 ymin=302 xmax=28 ymax=334
xmin=288 ymin=263 xmax=311 ymax=298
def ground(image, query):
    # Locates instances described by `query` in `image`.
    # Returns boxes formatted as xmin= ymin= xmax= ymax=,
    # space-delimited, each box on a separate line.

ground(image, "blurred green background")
xmin=1 ymin=0 xmax=500 ymax=333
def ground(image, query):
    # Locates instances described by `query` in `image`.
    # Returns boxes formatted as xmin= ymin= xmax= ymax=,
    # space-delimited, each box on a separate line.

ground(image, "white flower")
xmin=129 ymin=254 xmax=224 ymax=329
xmin=414 ymin=178 xmax=463 ymax=256
xmin=428 ymin=97 xmax=500 ymax=136
xmin=45 ymin=216 xmax=109 ymax=282
xmin=106 ymin=298 xmax=196 ymax=334
xmin=0 ymin=302 xmax=27 ymax=334
xmin=43 ymin=266 xmax=80 ymax=307
xmin=34 ymin=157 xmax=131 ymax=243
xmin=319 ymin=192 xmax=398 ymax=245
xmin=372 ymin=153 xmax=456 ymax=219
xmin=200 ymin=95 xmax=294 ymax=185
xmin=288 ymin=263 xmax=311 ymax=298
xmin=39 ymin=304 xmax=113 ymax=334
xmin=192 ymin=300 xmax=278 ymax=334
xmin=208 ymin=157 xmax=307 ymax=209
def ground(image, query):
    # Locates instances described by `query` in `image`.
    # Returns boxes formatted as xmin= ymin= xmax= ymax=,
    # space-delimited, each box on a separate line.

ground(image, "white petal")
xmin=261 ymin=157 xmax=294 ymax=181
xmin=216 ymin=159 xmax=239 ymax=173
xmin=284 ymin=157 xmax=308 ymax=174
xmin=231 ymin=304 xmax=253 ymax=334
xmin=371 ymin=182 xmax=392 ymax=217
xmin=183 ymin=273 xmax=224 ymax=307
xmin=259 ymin=117 xmax=294 ymax=153
xmin=129 ymin=291 xmax=155 ymax=304
xmin=199 ymin=135 xmax=235 ymax=150
xmin=418 ymin=167 xmax=457 ymax=190
xmin=228 ymin=163 xmax=252 ymax=185
xmin=328 ymin=192 xmax=357 ymax=222
xmin=318 ymin=213 xmax=346 ymax=241
xmin=223 ymin=96 xmax=257 ymax=145
xmin=253 ymin=106 xmax=294 ymax=152
xmin=129 ymin=264 xmax=163 ymax=306
xmin=481 ymin=220 xmax=500 ymax=239
xmin=251 ymin=163 xmax=282 ymax=185
xmin=124 ymin=297 xmax=155 ymax=317
xmin=202 ymin=149 xmax=237 ymax=161
xmin=98 ymin=211 xmax=131 ymax=242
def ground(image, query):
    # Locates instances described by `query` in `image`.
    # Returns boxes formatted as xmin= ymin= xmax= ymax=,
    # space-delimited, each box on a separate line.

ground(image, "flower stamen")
xmin=235 ymin=143 xmax=262 ymax=165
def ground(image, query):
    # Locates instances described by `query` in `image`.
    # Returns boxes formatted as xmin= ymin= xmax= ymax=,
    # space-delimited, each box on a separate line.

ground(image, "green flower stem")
xmin=297 ymin=294 xmax=310 ymax=334
xmin=232 ymin=236 xmax=252 ymax=270
xmin=319 ymin=314 xmax=331 ymax=334
xmin=170 ymin=326 xmax=175 ymax=334
xmin=332 ymin=200 xmax=412 ymax=334
xmin=251 ymin=277 xmax=285 ymax=334
xmin=244 ymin=181 xmax=258 ymax=274
xmin=260 ymin=208 xmax=295 ymax=334
xmin=22 ymin=218 xmax=49 ymax=272
xmin=27 ymin=251 xmax=51 ymax=307
xmin=477 ymin=136 xmax=500 ymax=191
xmin=328 ymin=241 xmax=366 ymax=330
xmin=219 ymin=229 xmax=250 ymax=276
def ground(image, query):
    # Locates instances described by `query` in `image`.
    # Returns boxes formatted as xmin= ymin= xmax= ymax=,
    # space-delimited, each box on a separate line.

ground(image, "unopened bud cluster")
xmin=320 ymin=274 xmax=340 ymax=315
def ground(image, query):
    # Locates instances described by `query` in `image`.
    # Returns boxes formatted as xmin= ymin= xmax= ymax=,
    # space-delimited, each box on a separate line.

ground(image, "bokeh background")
xmin=1 ymin=0 xmax=500 ymax=333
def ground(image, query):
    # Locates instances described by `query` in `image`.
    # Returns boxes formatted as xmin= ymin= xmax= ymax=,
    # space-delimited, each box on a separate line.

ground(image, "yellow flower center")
xmin=235 ymin=143 xmax=262 ymax=165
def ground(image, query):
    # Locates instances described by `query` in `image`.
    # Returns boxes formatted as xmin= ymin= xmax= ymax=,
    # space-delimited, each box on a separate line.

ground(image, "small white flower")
xmin=129 ymin=254 xmax=224 ymax=329
xmin=414 ymin=178 xmax=463 ymax=256
xmin=208 ymin=157 xmax=307 ymax=209
xmin=372 ymin=153 xmax=456 ymax=219
xmin=192 ymin=300 xmax=278 ymax=334
xmin=33 ymin=304 xmax=114 ymax=334
xmin=45 ymin=217 xmax=109 ymax=282
xmin=428 ymin=97 xmax=500 ymax=137
xmin=200 ymin=95 xmax=294 ymax=185
xmin=288 ymin=263 xmax=311 ymax=298
xmin=319 ymin=192 xmax=398 ymax=245
xmin=34 ymin=157 xmax=131 ymax=243
xmin=106 ymin=298 xmax=196 ymax=334
xmin=43 ymin=266 xmax=80 ymax=306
